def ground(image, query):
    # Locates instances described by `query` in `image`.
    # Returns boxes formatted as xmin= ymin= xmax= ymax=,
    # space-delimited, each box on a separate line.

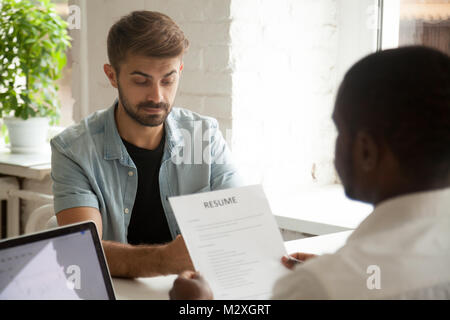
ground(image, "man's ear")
xmin=104 ymin=64 xmax=118 ymax=88
xmin=354 ymin=131 xmax=379 ymax=172
xmin=179 ymin=62 xmax=184 ymax=73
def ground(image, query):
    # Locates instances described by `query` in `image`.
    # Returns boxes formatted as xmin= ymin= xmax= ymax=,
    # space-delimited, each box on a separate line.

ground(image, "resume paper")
xmin=169 ymin=185 xmax=290 ymax=299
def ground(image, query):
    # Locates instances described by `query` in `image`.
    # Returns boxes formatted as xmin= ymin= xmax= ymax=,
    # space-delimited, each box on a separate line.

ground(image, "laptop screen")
xmin=0 ymin=222 xmax=115 ymax=300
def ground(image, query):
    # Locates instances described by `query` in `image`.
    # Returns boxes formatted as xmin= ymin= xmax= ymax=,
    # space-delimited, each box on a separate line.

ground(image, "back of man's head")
xmin=336 ymin=46 xmax=450 ymax=183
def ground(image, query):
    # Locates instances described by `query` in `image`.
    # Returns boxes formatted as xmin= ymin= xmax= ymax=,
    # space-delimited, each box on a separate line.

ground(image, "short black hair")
xmin=336 ymin=46 xmax=450 ymax=181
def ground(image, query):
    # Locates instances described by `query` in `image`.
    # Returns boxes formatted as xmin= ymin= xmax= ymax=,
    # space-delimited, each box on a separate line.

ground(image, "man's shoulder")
xmin=169 ymin=107 xmax=219 ymax=129
xmin=51 ymin=108 xmax=108 ymax=151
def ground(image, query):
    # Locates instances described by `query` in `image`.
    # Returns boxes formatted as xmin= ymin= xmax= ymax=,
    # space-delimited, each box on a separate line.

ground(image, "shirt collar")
xmin=347 ymin=187 xmax=450 ymax=242
xmin=103 ymin=100 xmax=131 ymax=166
xmin=164 ymin=108 xmax=185 ymax=151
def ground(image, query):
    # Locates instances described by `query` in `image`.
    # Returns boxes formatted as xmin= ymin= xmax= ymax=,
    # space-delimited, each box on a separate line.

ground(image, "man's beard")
xmin=118 ymin=83 xmax=171 ymax=127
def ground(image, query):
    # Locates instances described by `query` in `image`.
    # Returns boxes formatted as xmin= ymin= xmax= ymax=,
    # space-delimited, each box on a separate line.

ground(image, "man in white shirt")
xmin=169 ymin=46 xmax=450 ymax=299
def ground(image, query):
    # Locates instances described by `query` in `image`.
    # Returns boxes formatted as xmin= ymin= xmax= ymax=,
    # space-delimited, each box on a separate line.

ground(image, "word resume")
xmin=169 ymin=185 xmax=290 ymax=299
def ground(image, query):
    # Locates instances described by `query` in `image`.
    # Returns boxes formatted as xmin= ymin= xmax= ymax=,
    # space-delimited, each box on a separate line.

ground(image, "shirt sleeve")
xmin=271 ymin=267 xmax=330 ymax=300
xmin=206 ymin=120 xmax=245 ymax=190
xmin=50 ymin=139 xmax=100 ymax=214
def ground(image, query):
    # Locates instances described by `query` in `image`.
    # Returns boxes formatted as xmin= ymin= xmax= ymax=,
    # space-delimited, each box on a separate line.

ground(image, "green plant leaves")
xmin=1 ymin=123 xmax=10 ymax=145
xmin=0 ymin=0 xmax=71 ymax=123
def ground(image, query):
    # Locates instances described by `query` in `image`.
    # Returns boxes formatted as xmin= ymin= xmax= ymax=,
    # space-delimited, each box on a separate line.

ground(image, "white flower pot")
xmin=3 ymin=117 xmax=50 ymax=154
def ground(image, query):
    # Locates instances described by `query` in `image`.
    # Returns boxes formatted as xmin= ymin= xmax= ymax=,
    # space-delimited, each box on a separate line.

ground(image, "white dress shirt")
xmin=272 ymin=187 xmax=450 ymax=299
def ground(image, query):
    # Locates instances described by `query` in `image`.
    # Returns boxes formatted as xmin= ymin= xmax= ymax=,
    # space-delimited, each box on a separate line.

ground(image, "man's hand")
xmin=102 ymin=234 xmax=195 ymax=278
xmin=161 ymin=235 xmax=195 ymax=275
xmin=281 ymin=252 xmax=317 ymax=270
xmin=169 ymin=271 xmax=214 ymax=300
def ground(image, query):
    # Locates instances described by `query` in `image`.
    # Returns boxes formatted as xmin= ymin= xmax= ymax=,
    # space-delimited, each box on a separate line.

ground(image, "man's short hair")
xmin=107 ymin=11 xmax=189 ymax=72
xmin=337 ymin=46 xmax=450 ymax=181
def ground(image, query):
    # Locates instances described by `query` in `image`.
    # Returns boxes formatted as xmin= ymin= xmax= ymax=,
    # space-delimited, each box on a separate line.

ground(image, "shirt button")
xmin=128 ymin=171 xmax=134 ymax=176
xmin=124 ymin=208 xmax=129 ymax=214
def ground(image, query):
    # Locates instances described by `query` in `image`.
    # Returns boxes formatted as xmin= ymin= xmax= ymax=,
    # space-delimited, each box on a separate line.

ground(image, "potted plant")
xmin=0 ymin=0 xmax=70 ymax=153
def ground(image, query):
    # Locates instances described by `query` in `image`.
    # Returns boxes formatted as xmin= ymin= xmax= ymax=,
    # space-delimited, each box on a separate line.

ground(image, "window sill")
xmin=270 ymin=184 xmax=373 ymax=236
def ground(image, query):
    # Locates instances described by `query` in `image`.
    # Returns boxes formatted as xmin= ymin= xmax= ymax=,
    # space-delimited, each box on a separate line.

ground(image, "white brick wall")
xmin=179 ymin=72 xmax=232 ymax=96
xmin=163 ymin=2 xmax=233 ymax=134
xmin=170 ymin=1 xmax=233 ymax=132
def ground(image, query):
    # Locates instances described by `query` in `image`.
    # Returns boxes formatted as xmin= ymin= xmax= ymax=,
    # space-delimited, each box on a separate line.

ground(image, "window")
xmin=381 ymin=0 xmax=450 ymax=54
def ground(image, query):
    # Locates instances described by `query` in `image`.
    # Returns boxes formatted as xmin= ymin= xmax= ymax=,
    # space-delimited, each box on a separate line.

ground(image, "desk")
xmin=113 ymin=275 xmax=178 ymax=300
xmin=0 ymin=148 xmax=51 ymax=180
xmin=112 ymin=230 xmax=353 ymax=300
xmin=0 ymin=148 xmax=52 ymax=237
xmin=284 ymin=230 xmax=353 ymax=255
xmin=271 ymin=185 xmax=372 ymax=235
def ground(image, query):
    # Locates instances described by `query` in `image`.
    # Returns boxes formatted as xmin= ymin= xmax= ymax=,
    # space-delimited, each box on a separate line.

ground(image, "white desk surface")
xmin=284 ymin=230 xmax=353 ymax=255
xmin=271 ymin=185 xmax=372 ymax=235
xmin=113 ymin=275 xmax=177 ymax=300
xmin=0 ymin=147 xmax=51 ymax=180
xmin=112 ymin=230 xmax=353 ymax=300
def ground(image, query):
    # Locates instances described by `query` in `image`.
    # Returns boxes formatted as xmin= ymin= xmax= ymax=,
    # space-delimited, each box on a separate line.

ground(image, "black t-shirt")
xmin=122 ymin=135 xmax=172 ymax=245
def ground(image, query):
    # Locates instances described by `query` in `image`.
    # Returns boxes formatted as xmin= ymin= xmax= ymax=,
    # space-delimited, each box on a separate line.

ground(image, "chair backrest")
xmin=24 ymin=204 xmax=57 ymax=234
xmin=46 ymin=215 xmax=59 ymax=229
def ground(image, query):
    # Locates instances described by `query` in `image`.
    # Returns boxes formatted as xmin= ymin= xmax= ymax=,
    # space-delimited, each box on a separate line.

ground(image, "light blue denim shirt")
xmin=50 ymin=100 xmax=243 ymax=243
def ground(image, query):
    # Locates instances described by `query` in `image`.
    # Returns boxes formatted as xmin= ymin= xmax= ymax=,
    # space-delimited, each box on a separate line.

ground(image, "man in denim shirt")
xmin=51 ymin=11 xmax=243 ymax=278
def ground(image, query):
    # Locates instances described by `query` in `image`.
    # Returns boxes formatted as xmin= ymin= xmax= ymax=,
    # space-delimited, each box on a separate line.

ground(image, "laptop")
xmin=0 ymin=221 xmax=115 ymax=300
